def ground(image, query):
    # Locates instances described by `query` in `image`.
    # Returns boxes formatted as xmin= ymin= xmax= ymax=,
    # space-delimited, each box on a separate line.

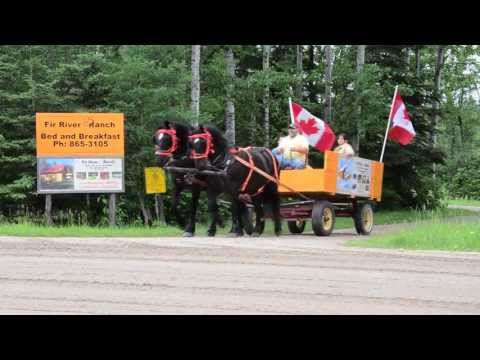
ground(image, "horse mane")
xmin=202 ymin=124 xmax=229 ymax=155
xmin=172 ymin=122 xmax=191 ymax=142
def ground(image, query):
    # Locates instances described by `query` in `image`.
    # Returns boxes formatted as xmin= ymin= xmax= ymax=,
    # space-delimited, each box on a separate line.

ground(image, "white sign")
xmin=74 ymin=158 xmax=123 ymax=191
xmin=336 ymin=156 xmax=372 ymax=197
xmin=37 ymin=157 xmax=124 ymax=193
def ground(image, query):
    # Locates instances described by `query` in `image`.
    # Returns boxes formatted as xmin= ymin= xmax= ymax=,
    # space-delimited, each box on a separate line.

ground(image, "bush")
xmin=445 ymin=154 xmax=480 ymax=200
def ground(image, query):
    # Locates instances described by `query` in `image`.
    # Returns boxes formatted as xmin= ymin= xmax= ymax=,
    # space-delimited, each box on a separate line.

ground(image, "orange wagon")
xmin=275 ymin=151 xmax=384 ymax=236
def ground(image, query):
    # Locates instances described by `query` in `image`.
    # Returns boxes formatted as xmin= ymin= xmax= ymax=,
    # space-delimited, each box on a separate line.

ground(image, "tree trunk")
xmin=109 ymin=193 xmax=116 ymax=227
xmin=137 ymin=192 xmax=151 ymax=226
xmin=154 ymin=194 xmax=166 ymax=225
xmin=29 ymin=46 xmax=36 ymax=112
xmin=308 ymin=45 xmax=316 ymax=103
xmin=85 ymin=194 xmax=91 ymax=225
xmin=250 ymin=112 xmax=256 ymax=145
xmin=457 ymin=115 xmax=465 ymax=148
xmin=225 ymin=47 xmax=236 ymax=147
xmin=191 ymin=45 xmax=201 ymax=126
xmin=262 ymin=45 xmax=271 ymax=147
xmin=405 ymin=47 xmax=410 ymax=68
xmin=432 ymin=45 xmax=447 ymax=178
xmin=45 ymin=194 xmax=52 ymax=226
xmin=450 ymin=122 xmax=456 ymax=158
xmin=324 ymin=45 xmax=333 ymax=123
xmin=296 ymin=45 xmax=303 ymax=98
xmin=248 ymin=82 xmax=256 ymax=145
xmin=354 ymin=45 xmax=366 ymax=153
xmin=415 ymin=46 xmax=421 ymax=77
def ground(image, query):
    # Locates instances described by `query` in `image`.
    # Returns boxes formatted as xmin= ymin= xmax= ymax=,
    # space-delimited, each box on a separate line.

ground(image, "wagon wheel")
xmin=311 ymin=200 xmax=335 ymax=236
xmin=353 ymin=202 xmax=374 ymax=235
xmin=287 ymin=220 xmax=306 ymax=234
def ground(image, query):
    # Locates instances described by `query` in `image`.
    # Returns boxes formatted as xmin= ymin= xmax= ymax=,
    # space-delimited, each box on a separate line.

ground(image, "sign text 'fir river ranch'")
xmin=36 ymin=113 xmax=125 ymax=157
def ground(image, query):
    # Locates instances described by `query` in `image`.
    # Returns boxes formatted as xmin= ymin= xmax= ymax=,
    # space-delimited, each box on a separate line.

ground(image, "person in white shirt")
xmin=333 ymin=133 xmax=355 ymax=157
xmin=272 ymin=124 xmax=309 ymax=169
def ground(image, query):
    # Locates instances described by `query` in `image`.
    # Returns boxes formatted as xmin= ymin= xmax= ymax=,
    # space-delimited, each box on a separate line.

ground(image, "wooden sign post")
xmin=144 ymin=167 xmax=167 ymax=225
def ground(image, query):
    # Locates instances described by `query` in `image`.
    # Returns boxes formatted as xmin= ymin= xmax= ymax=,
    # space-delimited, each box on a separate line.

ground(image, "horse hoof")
xmin=275 ymin=232 xmax=281 ymax=237
xmin=207 ymin=231 xmax=216 ymax=237
xmin=251 ymin=232 xmax=260 ymax=237
xmin=183 ymin=232 xmax=194 ymax=237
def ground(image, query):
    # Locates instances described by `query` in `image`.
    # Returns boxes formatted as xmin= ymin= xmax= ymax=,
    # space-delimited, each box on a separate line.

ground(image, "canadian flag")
xmin=387 ymin=91 xmax=416 ymax=145
xmin=291 ymin=102 xmax=336 ymax=151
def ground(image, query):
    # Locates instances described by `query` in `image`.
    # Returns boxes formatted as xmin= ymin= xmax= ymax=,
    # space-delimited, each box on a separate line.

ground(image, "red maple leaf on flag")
xmin=298 ymin=118 xmax=319 ymax=135
xmin=403 ymin=107 xmax=410 ymax=120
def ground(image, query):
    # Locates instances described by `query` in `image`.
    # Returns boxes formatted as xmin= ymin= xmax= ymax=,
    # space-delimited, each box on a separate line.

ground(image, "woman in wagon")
xmin=334 ymin=133 xmax=355 ymax=157
xmin=272 ymin=124 xmax=309 ymax=170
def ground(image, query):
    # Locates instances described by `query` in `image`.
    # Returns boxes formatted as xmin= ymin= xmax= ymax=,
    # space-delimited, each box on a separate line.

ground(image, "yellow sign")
xmin=145 ymin=167 xmax=166 ymax=194
xmin=36 ymin=113 xmax=124 ymax=157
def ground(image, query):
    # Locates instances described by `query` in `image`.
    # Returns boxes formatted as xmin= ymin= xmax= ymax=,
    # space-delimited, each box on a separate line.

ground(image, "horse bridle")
xmin=154 ymin=128 xmax=179 ymax=157
xmin=188 ymin=130 xmax=215 ymax=160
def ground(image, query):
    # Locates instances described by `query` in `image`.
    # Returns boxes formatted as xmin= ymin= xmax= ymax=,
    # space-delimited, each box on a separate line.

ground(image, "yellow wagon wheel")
xmin=312 ymin=200 xmax=336 ymax=236
xmin=287 ymin=220 xmax=306 ymax=234
xmin=354 ymin=203 xmax=374 ymax=235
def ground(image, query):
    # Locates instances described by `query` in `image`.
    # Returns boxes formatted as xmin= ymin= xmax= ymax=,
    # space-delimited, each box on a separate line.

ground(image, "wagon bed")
xmin=263 ymin=151 xmax=385 ymax=236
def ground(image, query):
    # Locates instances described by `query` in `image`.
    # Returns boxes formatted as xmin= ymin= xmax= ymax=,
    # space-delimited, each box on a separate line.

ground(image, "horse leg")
xmin=230 ymin=200 xmax=248 ymax=234
xmin=206 ymin=190 xmax=219 ymax=237
xmin=183 ymin=186 xmax=200 ymax=237
xmin=269 ymin=184 xmax=282 ymax=236
xmin=171 ymin=184 xmax=185 ymax=229
xmin=251 ymin=198 xmax=265 ymax=237
xmin=228 ymin=194 xmax=244 ymax=237
xmin=228 ymin=201 xmax=237 ymax=234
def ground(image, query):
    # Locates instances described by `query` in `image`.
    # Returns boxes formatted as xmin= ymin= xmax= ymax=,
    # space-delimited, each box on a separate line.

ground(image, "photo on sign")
xmin=336 ymin=156 xmax=372 ymax=197
xmin=38 ymin=158 xmax=74 ymax=191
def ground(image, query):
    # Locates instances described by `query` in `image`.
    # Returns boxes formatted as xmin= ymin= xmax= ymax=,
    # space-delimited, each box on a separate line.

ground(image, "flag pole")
xmin=288 ymin=86 xmax=308 ymax=165
xmin=379 ymin=85 xmax=398 ymax=163
xmin=288 ymin=86 xmax=295 ymax=125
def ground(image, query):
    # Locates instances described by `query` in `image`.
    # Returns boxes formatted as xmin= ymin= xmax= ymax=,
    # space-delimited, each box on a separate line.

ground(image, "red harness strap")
xmin=232 ymin=147 xmax=279 ymax=199
xmin=231 ymin=147 xmax=311 ymax=202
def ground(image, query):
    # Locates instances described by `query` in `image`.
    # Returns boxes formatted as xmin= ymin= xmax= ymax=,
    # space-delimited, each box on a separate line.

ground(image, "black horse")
xmin=189 ymin=124 xmax=282 ymax=237
xmin=153 ymin=120 xmax=226 ymax=237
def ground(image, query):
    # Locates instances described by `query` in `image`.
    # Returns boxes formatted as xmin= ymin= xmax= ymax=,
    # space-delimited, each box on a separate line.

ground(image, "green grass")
xmin=0 ymin=223 xmax=184 ymax=237
xmin=0 ymin=208 xmax=474 ymax=238
xmin=333 ymin=207 xmax=475 ymax=230
xmin=447 ymin=198 xmax=480 ymax=207
xmin=346 ymin=219 xmax=480 ymax=252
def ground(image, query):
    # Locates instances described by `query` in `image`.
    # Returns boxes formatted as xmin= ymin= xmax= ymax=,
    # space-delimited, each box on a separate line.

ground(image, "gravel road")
xmin=1 ymin=213 xmax=479 ymax=314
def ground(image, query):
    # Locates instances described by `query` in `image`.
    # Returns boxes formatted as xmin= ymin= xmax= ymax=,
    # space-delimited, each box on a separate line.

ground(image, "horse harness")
xmin=187 ymin=129 xmax=310 ymax=201
xmin=230 ymin=147 xmax=312 ymax=202
xmin=229 ymin=147 xmax=279 ymax=201
xmin=188 ymin=130 xmax=215 ymax=160
xmin=154 ymin=128 xmax=179 ymax=156
xmin=155 ymin=128 xmax=209 ymax=188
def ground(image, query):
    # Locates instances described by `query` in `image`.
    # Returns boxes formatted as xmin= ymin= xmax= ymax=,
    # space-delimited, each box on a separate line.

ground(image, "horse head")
xmin=189 ymin=124 xmax=228 ymax=171
xmin=153 ymin=119 xmax=191 ymax=167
